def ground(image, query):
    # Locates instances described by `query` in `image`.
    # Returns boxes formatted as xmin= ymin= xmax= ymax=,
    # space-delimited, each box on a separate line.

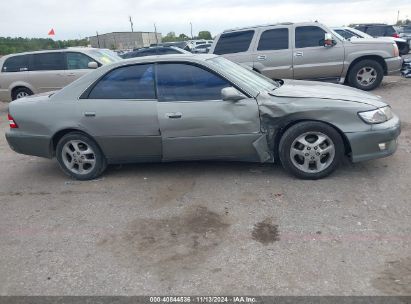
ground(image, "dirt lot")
xmin=0 ymin=75 xmax=410 ymax=296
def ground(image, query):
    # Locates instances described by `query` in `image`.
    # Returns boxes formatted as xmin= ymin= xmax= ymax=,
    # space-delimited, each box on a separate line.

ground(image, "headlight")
xmin=358 ymin=106 xmax=393 ymax=124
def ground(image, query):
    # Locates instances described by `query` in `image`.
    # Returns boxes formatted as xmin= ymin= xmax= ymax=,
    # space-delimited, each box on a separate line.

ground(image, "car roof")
xmin=120 ymin=53 xmax=217 ymax=65
xmin=222 ymin=21 xmax=329 ymax=33
xmin=1 ymin=48 xmax=102 ymax=59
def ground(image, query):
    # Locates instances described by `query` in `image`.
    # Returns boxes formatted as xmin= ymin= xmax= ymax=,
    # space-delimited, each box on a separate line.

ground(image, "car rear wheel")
xmin=279 ymin=122 xmax=344 ymax=179
xmin=399 ymin=43 xmax=410 ymax=56
xmin=56 ymin=132 xmax=106 ymax=180
xmin=12 ymin=87 xmax=33 ymax=100
xmin=348 ymin=60 xmax=384 ymax=91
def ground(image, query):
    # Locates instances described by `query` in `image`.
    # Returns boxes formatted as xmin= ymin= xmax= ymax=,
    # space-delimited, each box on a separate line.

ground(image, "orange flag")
xmin=48 ymin=28 xmax=55 ymax=36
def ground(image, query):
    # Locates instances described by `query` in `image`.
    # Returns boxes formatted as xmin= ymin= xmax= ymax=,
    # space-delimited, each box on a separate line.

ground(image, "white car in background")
xmin=332 ymin=26 xmax=410 ymax=55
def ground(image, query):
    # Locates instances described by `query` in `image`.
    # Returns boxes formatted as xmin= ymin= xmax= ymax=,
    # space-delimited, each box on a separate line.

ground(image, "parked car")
xmin=0 ymin=48 xmax=122 ymax=102
xmin=332 ymin=26 xmax=410 ymax=55
xmin=6 ymin=54 xmax=400 ymax=180
xmin=354 ymin=23 xmax=400 ymax=38
xmin=397 ymin=25 xmax=411 ymax=48
xmin=209 ymin=22 xmax=402 ymax=91
xmin=192 ymin=43 xmax=212 ymax=53
xmin=121 ymin=46 xmax=190 ymax=58
xmin=187 ymin=40 xmax=208 ymax=51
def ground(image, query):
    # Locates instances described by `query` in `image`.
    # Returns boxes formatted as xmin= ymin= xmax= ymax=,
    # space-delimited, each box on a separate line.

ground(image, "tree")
xmin=396 ymin=19 xmax=411 ymax=26
xmin=0 ymin=37 xmax=89 ymax=55
xmin=197 ymin=31 xmax=212 ymax=40
xmin=162 ymin=32 xmax=177 ymax=42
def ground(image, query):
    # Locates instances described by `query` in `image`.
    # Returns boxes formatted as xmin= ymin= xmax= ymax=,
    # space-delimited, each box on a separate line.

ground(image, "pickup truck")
xmin=209 ymin=22 xmax=403 ymax=90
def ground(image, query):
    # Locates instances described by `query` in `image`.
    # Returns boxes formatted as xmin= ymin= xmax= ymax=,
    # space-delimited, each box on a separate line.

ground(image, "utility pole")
xmin=397 ymin=10 xmax=400 ymax=24
xmin=154 ymin=23 xmax=159 ymax=45
xmin=96 ymin=31 xmax=100 ymax=48
xmin=190 ymin=22 xmax=193 ymax=39
xmin=129 ymin=16 xmax=134 ymax=32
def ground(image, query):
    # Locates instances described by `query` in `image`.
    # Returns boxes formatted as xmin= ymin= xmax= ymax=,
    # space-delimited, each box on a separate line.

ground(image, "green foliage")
xmin=162 ymin=31 xmax=191 ymax=43
xmin=0 ymin=37 xmax=89 ymax=55
xmin=396 ymin=19 xmax=411 ymax=26
xmin=197 ymin=31 xmax=212 ymax=40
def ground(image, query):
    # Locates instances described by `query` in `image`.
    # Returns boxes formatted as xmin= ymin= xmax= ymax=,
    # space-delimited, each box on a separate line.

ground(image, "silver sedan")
xmin=6 ymin=54 xmax=400 ymax=180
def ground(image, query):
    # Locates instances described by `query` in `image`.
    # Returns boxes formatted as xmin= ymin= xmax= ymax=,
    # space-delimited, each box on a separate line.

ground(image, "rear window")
xmin=295 ymin=26 xmax=326 ymax=48
xmin=214 ymin=30 xmax=254 ymax=55
xmin=2 ymin=55 xmax=29 ymax=72
xmin=30 ymin=52 xmax=66 ymax=71
xmin=257 ymin=28 xmax=289 ymax=51
xmin=385 ymin=26 xmax=396 ymax=36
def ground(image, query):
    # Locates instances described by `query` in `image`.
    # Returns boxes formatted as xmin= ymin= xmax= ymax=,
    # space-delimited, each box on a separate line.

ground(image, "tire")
xmin=56 ymin=132 xmax=107 ymax=180
xmin=12 ymin=87 xmax=33 ymax=100
xmin=279 ymin=122 xmax=344 ymax=180
xmin=348 ymin=59 xmax=384 ymax=91
xmin=399 ymin=43 xmax=410 ymax=56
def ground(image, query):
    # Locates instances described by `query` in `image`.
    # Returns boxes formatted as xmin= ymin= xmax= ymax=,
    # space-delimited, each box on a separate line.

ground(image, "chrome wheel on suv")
xmin=348 ymin=59 xmax=384 ymax=91
xmin=356 ymin=67 xmax=377 ymax=87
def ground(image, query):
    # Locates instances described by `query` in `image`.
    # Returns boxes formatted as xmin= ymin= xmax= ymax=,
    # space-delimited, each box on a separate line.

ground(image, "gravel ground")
xmin=0 ymin=75 xmax=410 ymax=296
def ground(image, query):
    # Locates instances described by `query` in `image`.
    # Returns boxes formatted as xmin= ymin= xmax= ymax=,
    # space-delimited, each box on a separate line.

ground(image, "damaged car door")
xmin=155 ymin=62 xmax=262 ymax=161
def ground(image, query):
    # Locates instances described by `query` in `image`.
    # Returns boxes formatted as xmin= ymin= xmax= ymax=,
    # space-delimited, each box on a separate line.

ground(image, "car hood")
xmin=348 ymin=38 xmax=394 ymax=45
xmin=269 ymin=79 xmax=387 ymax=108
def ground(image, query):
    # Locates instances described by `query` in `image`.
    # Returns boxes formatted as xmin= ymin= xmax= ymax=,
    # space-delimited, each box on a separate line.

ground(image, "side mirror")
xmin=324 ymin=33 xmax=334 ymax=47
xmin=221 ymin=87 xmax=246 ymax=102
xmin=88 ymin=61 xmax=98 ymax=69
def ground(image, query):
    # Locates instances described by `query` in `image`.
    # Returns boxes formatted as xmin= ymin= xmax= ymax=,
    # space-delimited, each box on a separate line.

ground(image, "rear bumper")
xmin=385 ymin=56 xmax=403 ymax=75
xmin=5 ymin=131 xmax=52 ymax=158
xmin=345 ymin=115 xmax=401 ymax=163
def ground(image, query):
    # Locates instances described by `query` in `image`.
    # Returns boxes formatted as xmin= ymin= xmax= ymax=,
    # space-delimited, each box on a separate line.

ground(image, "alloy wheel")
xmin=290 ymin=132 xmax=335 ymax=173
xmin=356 ymin=67 xmax=377 ymax=87
xmin=61 ymin=140 xmax=96 ymax=175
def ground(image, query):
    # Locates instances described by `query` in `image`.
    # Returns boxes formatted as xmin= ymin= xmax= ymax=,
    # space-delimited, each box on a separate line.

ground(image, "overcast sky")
xmin=2 ymin=0 xmax=411 ymax=40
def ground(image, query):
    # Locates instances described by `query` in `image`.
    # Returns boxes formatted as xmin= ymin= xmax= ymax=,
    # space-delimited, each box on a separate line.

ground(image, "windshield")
xmin=87 ymin=49 xmax=122 ymax=64
xmin=207 ymin=56 xmax=278 ymax=94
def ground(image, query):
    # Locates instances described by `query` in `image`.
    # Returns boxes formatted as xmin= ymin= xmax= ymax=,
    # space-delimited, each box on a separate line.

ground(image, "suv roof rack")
xmin=223 ymin=22 xmax=294 ymax=33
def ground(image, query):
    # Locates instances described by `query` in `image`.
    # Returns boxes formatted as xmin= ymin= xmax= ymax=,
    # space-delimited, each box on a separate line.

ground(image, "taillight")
xmin=8 ymin=113 xmax=18 ymax=128
xmin=393 ymin=43 xmax=399 ymax=57
xmin=392 ymin=33 xmax=400 ymax=38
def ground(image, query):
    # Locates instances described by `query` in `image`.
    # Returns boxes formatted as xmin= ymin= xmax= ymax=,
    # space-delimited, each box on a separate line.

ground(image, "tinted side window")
xmin=67 ymin=52 xmax=95 ymax=69
xmin=214 ymin=30 xmax=254 ymax=55
xmin=334 ymin=29 xmax=354 ymax=39
xmin=366 ymin=26 xmax=385 ymax=37
xmin=88 ymin=64 xmax=155 ymax=99
xmin=156 ymin=63 xmax=230 ymax=102
xmin=295 ymin=26 xmax=326 ymax=48
xmin=2 ymin=55 xmax=29 ymax=72
xmin=31 ymin=53 xmax=65 ymax=71
xmin=257 ymin=28 xmax=289 ymax=51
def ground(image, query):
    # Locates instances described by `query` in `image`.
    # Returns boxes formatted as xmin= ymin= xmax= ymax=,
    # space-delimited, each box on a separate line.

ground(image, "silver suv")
xmin=209 ymin=22 xmax=403 ymax=90
xmin=0 ymin=48 xmax=121 ymax=101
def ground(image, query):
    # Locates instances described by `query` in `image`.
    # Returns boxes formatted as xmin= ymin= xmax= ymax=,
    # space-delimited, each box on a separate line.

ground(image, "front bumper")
xmin=5 ymin=131 xmax=52 ymax=158
xmin=345 ymin=115 xmax=401 ymax=163
xmin=385 ymin=56 xmax=403 ymax=75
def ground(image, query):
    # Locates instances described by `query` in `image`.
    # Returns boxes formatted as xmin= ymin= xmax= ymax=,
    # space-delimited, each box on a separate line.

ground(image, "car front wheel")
xmin=279 ymin=122 xmax=344 ymax=179
xmin=56 ymin=132 xmax=106 ymax=180
xmin=348 ymin=60 xmax=384 ymax=91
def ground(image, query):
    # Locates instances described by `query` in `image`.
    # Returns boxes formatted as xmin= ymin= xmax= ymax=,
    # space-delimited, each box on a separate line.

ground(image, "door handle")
xmin=294 ymin=51 xmax=304 ymax=57
xmin=84 ymin=112 xmax=96 ymax=117
xmin=257 ymin=55 xmax=267 ymax=61
xmin=165 ymin=112 xmax=182 ymax=119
